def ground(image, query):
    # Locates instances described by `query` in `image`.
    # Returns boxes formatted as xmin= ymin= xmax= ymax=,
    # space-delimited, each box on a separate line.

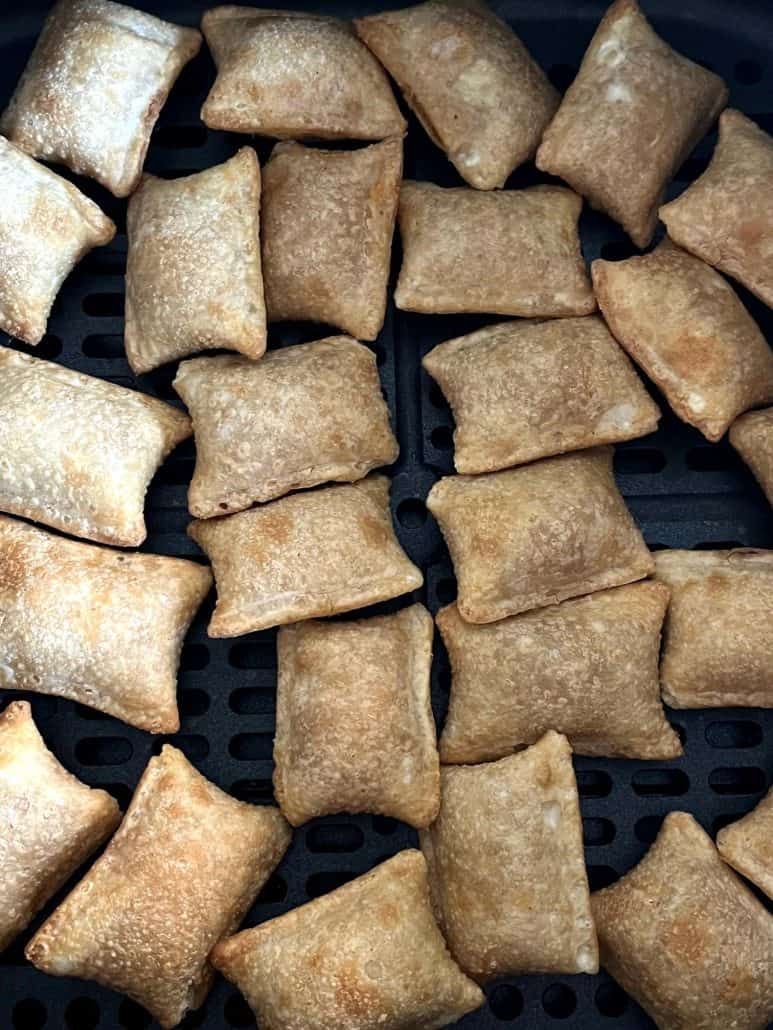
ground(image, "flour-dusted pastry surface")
xmin=201 ymin=7 xmax=405 ymax=140
xmin=125 ymin=148 xmax=265 ymax=374
xmin=0 ymin=137 xmax=115 ymax=346
xmin=0 ymin=701 xmax=120 ymax=953
xmin=174 ymin=337 xmax=398 ymax=517
xmin=189 ymin=476 xmax=423 ymax=637
xmin=211 ymin=850 xmax=484 ymax=1030
xmin=427 ymin=447 xmax=653 ymax=623
xmin=438 ymin=582 xmax=681 ymax=763
xmin=355 ymin=0 xmax=558 ymax=190
xmin=592 ymin=812 xmax=773 ymax=1030
xmin=395 ymin=182 xmax=594 ymax=316
xmin=420 ymin=732 xmax=597 ymax=981
xmin=262 ymin=138 xmax=402 ymax=341
xmin=718 ymin=787 xmax=773 ymax=902
xmin=423 ymin=315 xmax=659 ymax=473
xmin=536 ymin=0 xmax=727 ymax=247
xmin=274 ymin=605 xmax=438 ymax=828
xmin=0 ymin=0 xmax=201 ymax=197
xmin=661 ymin=109 xmax=773 ymax=308
xmin=593 ymin=239 xmax=773 ymax=441
xmin=26 ymin=745 xmax=291 ymax=1029
xmin=0 ymin=515 xmax=212 ymax=733
xmin=654 ymin=549 xmax=773 ymax=708
xmin=731 ymin=407 xmax=773 ymax=507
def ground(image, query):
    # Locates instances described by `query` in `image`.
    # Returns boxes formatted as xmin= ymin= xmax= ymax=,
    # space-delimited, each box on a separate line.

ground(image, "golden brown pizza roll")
xmin=201 ymin=7 xmax=405 ymax=140
xmin=0 ymin=515 xmax=212 ymax=733
xmin=592 ymin=812 xmax=773 ymax=1030
xmin=660 ymin=110 xmax=773 ymax=308
xmin=0 ymin=701 xmax=120 ymax=953
xmin=26 ymin=744 xmax=291 ymax=1029
xmin=354 ymin=0 xmax=558 ymax=190
xmin=262 ymin=138 xmax=402 ymax=341
xmin=730 ymin=407 xmax=773 ymax=507
xmin=423 ymin=315 xmax=659 ymax=474
xmin=717 ymin=787 xmax=773 ymax=902
xmin=211 ymin=850 xmax=484 ymax=1030
xmin=0 ymin=137 xmax=115 ymax=346
xmin=438 ymin=581 xmax=681 ymax=763
xmin=0 ymin=347 xmax=191 ymax=547
xmin=1 ymin=0 xmax=201 ymax=198
xmin=125 ymin=149 xmax=266 ymax=375
xmin=536 ymin=0 xmax=727 ymax=248
xmin=395 ymin=181 xmax=594 ymax=316
xmin=593 ymin=240 xmax=773 ymax=442
xmin=189 ymin=476 xmax=423 ymax=637
xmin=174 ymin=336 xmax=398 ymax=517
xmin=420 ymin=732 xmax=598 ymax=981
xmin=427 ymin=447 xmax=653 ymax=624
xmin=274 ymin=605 xmax=438 ymax=828
xmin=654 ymin=549 xmax=773 ymax=708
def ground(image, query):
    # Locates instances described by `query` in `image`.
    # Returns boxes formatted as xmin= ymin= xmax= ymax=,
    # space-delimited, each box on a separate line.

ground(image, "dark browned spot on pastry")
xmin=358 ymin=513 xmax=389 ymax=549
xmin=333 ymin=963 xmax=381 ymax=1016
xmin=668 ymin=910 xmax=711 ymax=964
xmin=0 ymin=541 xmax=30 ymax=591
xmin=738 ymin=218 xmax=767 ymax=252
xmin=666 ymin=332 xmax=725 ymax=382
xmin=377 ymin=901 xmax=400 ymax=929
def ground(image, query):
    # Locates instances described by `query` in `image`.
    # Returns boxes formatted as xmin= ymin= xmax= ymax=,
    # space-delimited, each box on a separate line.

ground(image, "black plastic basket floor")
xmin=2 ymin=1 xmax=773 ymax=1028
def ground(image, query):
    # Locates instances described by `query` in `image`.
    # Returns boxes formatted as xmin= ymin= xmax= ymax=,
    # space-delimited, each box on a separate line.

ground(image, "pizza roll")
xmin=189 ymin=476 xmax=422 ymax=637
xmin=536 ymin=0 xmax=727 ymax=247
xmin=211 ymin=850 xmax=484 ymax=1030
xmin=423 ymin=315 xmax=659 ymax=474
xmin=125 ymin=148 xmax=266 ymax=375
xmin=27 ymin=745 xmax=291 ymax=1029
xmin=201 ymin=7 xmax=405 ymax=141
xmin=427 ymin=447 xmax=653 ymax=624
xmin=395 ymin=181 xmax=594 ymax=316
xmin=654 ymin=549 xmax=773 ymax=708
xmin=438 ymin=581 xmax=681 ymax=763
xmin=1 ymin=0 xmax=201 ymax=198
xmin=354 ymin=0 xmax=558 ymax=190
xmin=420 ymin=732 xmax=597 ymax=981
xmin=0 ymin=701 xmax=120 ymax=953
xmin=0 ymin=515 xmax=212 ymax=733
xmin=660 ymin=110 xmax=773 ymax=308
xmin=0 ymin=137 xmax=115 ymax=346
xmin=0 ymin=347 xmax=191 ymax=547
xmin=174 ymin=336 xmax=398 ymax=517
xmin=593 ymin=239 xmax=773 ymax=441
xmin=593 ymin=812 xmax=773 ymax=1030
xmin=262 ymin=138 xmax=402 ymax=341
xmin=274 ymin=605 xmax=438 ymax=828
xmin=718 ymin=787 xmax=773 ymax=902
xmin=730 ymin=407 xmax=773 ymax=507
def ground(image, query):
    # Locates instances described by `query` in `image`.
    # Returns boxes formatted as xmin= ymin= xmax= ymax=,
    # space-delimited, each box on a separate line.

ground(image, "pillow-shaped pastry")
xmin=0 ymin=515 xmax=212 ymax=733
xmin=174 ymin=336 xmax=398 ymax=517
xmin=423 ymin=315 xmax=659 ymax=474
xmin=438 ymin=582 xmax=681 ymax=763
xmin=535 ymin=0 xmax=727 ymax=247
xmin=718 ymin=787 xmax=773 ymax=901
xmin=201 ymin=7 xmax=405 ymax=141
xmin=274 ymin=605 xmax=438 ymax=828
xmin=125 ymin=149 xmax=266 ymax=375
xmin=211 ymin=850 xmax=484 ymax=1030
xmin=593 ymin=239 xmax=773 ymax=441
xmin=0 ymin=137 xmax=115 ymax=346
xmin=426 ymin=447 xmax=653 ymax=623
xmin=395 ymin=181 xmax=594 ymax=316
xmin=655 ymin=549 xmax=773 ymax=708
xmin=0 ymin=347 xmax=191 ymax=546
xmin=592 ymin=812 xmax=773 ymax=1030
xmin=420 ymin=732 xmax=598 ymax=980
xmin=189 ymin=476 xmax=423 ymax=637
xmin=354 ymin=0 xmax=558 ymax=190
xmin=26 ymin=745 xmax=291 ymax=1029
xmin=731 ymin=407 xmax=773 ymax=507
xmin=262 ymin=138 xmax=402 ymax=341
xmin=0 ymin=701 xmax=120 ymax=953
xmin=660 ymin=110 xmax=773 ymax=308
xmin=1 ymin=0 xmax=201 ymax=198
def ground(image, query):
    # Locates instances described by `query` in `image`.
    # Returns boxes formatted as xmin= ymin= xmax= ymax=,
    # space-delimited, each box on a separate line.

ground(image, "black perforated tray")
xmin=2 ymin=1 xmax=773 ymax=1028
